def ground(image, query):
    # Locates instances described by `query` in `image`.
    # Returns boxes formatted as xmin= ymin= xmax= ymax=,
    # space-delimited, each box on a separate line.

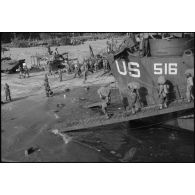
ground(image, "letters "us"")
xmin=115 ymin=60 xmax=140 ymax=78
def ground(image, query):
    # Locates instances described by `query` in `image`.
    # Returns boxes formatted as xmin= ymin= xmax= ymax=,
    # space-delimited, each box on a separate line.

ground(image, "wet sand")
xmin=1 ymin=69 xmax=117 ymax=162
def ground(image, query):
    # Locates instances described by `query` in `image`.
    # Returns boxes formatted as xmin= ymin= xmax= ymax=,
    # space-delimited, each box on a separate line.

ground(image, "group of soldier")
xmin=95 ymin=72 xmax=194 ymax=118
xmin=3 ymin=39 xmax=194 ymax=121
xmin=3 ymin=57 xmax=194 ymax=120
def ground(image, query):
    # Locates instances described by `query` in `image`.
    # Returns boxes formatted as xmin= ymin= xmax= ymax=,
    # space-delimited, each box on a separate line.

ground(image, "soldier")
xmin=55 ymin=47 xmax=59 ymax=55
xmin=103 ymin=59 xmax=107 ymax=71
xmin=44 ymin=78 xmax=53 ymax=97
xmin=23 ymin=62 xmax=29 ymax=78
xmin=58 ymin=69 xmax=63 ymax=82
xmin=94 ymin=60 xmax=98 ymax=72
xmin=106 ymin=41 xmax=112 ymax=53
xmin=47 ymin=55 xmax=54 ymax=75
xmin=88 ymin=59 xmax=94 ymax=73
xmin=18 ymin=65 xmax=23 ymax=79
xmin=4 ymin=83 xmax=11 ymax=102
xmin=121 ymin=34 xmax=136 ymax=52
xmin=97 ymin=86 xmax=111 ymax=119
xmin=185 ymin=71 xmax=194 ymax=102
xmin=74 ymin=60 xmax=81 ymax=78
xmin=83 ymin=60 xmax=88 ymax=83
xmin=44 ymin=73 xmax=48 ymax=82
xmin=47 ymin=45 xmax=52 ymax=55
xmin=157 ymin=76 xmax=169 ymax=109
xmin=127 ymin=82 xmax=141 ymax=114
xmin=105 ymin=59 xmax=110 ymax=71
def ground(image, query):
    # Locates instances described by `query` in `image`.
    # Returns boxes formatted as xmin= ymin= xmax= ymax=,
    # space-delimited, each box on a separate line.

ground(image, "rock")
xmin=169 ymin=133 xmax=177 ymax=140
xmin=110 ymin=150 xmax=116 ymax=154
xmin=64 ymin=88 xmax=70 ymax=92
xmin=84 ymin=86 xmax=90 ymax=91
xmin=79 ymin=97 xmax=86 ymax=101
xmin=56 ymin=103 xmax=65 ymax=108
xmin=115 ymin=153 xmax=122 ymax=158
xmin=24 ymin=147 xmax=40 ymax=156
xmin=54 ymin=113 xmax=60 ymax=119
xmin=51 ymin=129 xmax=59 ymax=135
xmin=120 ymin=147 xmax=137 ymax=162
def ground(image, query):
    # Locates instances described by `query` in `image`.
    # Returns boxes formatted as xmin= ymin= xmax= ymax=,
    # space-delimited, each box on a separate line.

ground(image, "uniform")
xmin=127 ymin=89 xmax=140 ymax=114
xmin=44 ymin=80 xmax=53 ymax=97
xmin=94 ymin=61 xmax=98 ymax=72
xmin=97 ymin=86 xmax=111 ymax=118
xmin=59 ymin=69 xmax=63 ymax=82
xmin=107 ymin=41 xmax=112 ymax=53
xmin=74 ymin=63 xmax=81 ymax=78
xmin=103 ymin=59 xmax=106 ymax=71
xmin=44 ymin=73 xmax=48 ymax=82
xmin=186 ymin=74 xmax=194 ymax=102
xmin=4 ymin=83 xmax=11 ymax=101
xmin=88 ymin=59 xmax=94 ymax=73
xmin=47 ymin=46 xmax=52 ymax=55
xmin=83 ymin=62 xmax=89 ymax=83
xmin=23 ymin=63 xmax=29 ymax=78
xmin=158 ymin=84 xmax=169 ymax=109
xmin=19 ymin=66 xmax=23 ymax=79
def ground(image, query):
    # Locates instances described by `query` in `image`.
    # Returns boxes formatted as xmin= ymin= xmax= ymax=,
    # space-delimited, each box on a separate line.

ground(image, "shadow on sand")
xmin=2 ymin=95 xmax=30 ymax=104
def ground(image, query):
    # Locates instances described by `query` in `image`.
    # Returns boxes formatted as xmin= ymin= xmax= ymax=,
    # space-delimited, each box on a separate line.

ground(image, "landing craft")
xmin=54 ymin=33 xmax=194 ymax=133
xmin=107 ymin=34 xmax=194 ymax=131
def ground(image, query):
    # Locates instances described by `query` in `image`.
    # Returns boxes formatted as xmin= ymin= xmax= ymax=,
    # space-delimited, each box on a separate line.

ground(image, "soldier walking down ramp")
xmin=97 ymin=86 xmax=111 ymax=119
xmin=4 ymin=83 xmax=11 ymax=102
xmin=157 ymin=76 xmax=169 ymax=109
xmin=185 ymin=69 xmax=194 ymax=102
xmin=127 ymin=82 xmax=141 ymax=114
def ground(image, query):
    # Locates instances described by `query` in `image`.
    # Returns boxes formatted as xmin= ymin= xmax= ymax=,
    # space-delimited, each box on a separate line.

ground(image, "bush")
xmin=11 ymin=38 xmax=30 ymax=48
xmin=60 ymin=37 xmax=71 ymax=45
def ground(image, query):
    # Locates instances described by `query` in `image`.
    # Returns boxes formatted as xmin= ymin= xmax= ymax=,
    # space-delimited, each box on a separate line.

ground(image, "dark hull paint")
xmin=108 ymin=51 xmax=194 ymax=107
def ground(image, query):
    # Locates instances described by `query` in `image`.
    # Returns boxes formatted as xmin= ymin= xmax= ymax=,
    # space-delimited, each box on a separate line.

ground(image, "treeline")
xmin=1 ymin=33 xmax=125 ymax=44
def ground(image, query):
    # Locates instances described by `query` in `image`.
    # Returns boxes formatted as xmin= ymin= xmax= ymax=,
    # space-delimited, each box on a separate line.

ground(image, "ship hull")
xmin=107 ymin=40 xmax=194 ymax=131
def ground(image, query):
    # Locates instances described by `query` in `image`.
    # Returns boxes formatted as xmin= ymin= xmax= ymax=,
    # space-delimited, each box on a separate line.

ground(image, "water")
xmin=66 ymin=122 xmax=194 ymax=162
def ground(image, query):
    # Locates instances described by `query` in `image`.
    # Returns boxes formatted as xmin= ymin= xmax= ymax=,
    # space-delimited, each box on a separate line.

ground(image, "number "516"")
xmin=154 ymin=63 xmax=177 ymax=75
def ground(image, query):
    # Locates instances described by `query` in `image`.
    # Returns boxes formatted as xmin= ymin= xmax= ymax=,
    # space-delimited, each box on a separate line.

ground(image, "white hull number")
xmin=115 ymin=60 xmax=177 ymax=77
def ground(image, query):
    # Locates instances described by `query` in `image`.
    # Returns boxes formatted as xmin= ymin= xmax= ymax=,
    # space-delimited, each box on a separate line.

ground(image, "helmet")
xmin=128 ymin=81 xmax=140 ymax=90
xmin=157 ymin=76 xmax=166 ymax=84
xmin=184 ymin=69 xmax=194 ymax=77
